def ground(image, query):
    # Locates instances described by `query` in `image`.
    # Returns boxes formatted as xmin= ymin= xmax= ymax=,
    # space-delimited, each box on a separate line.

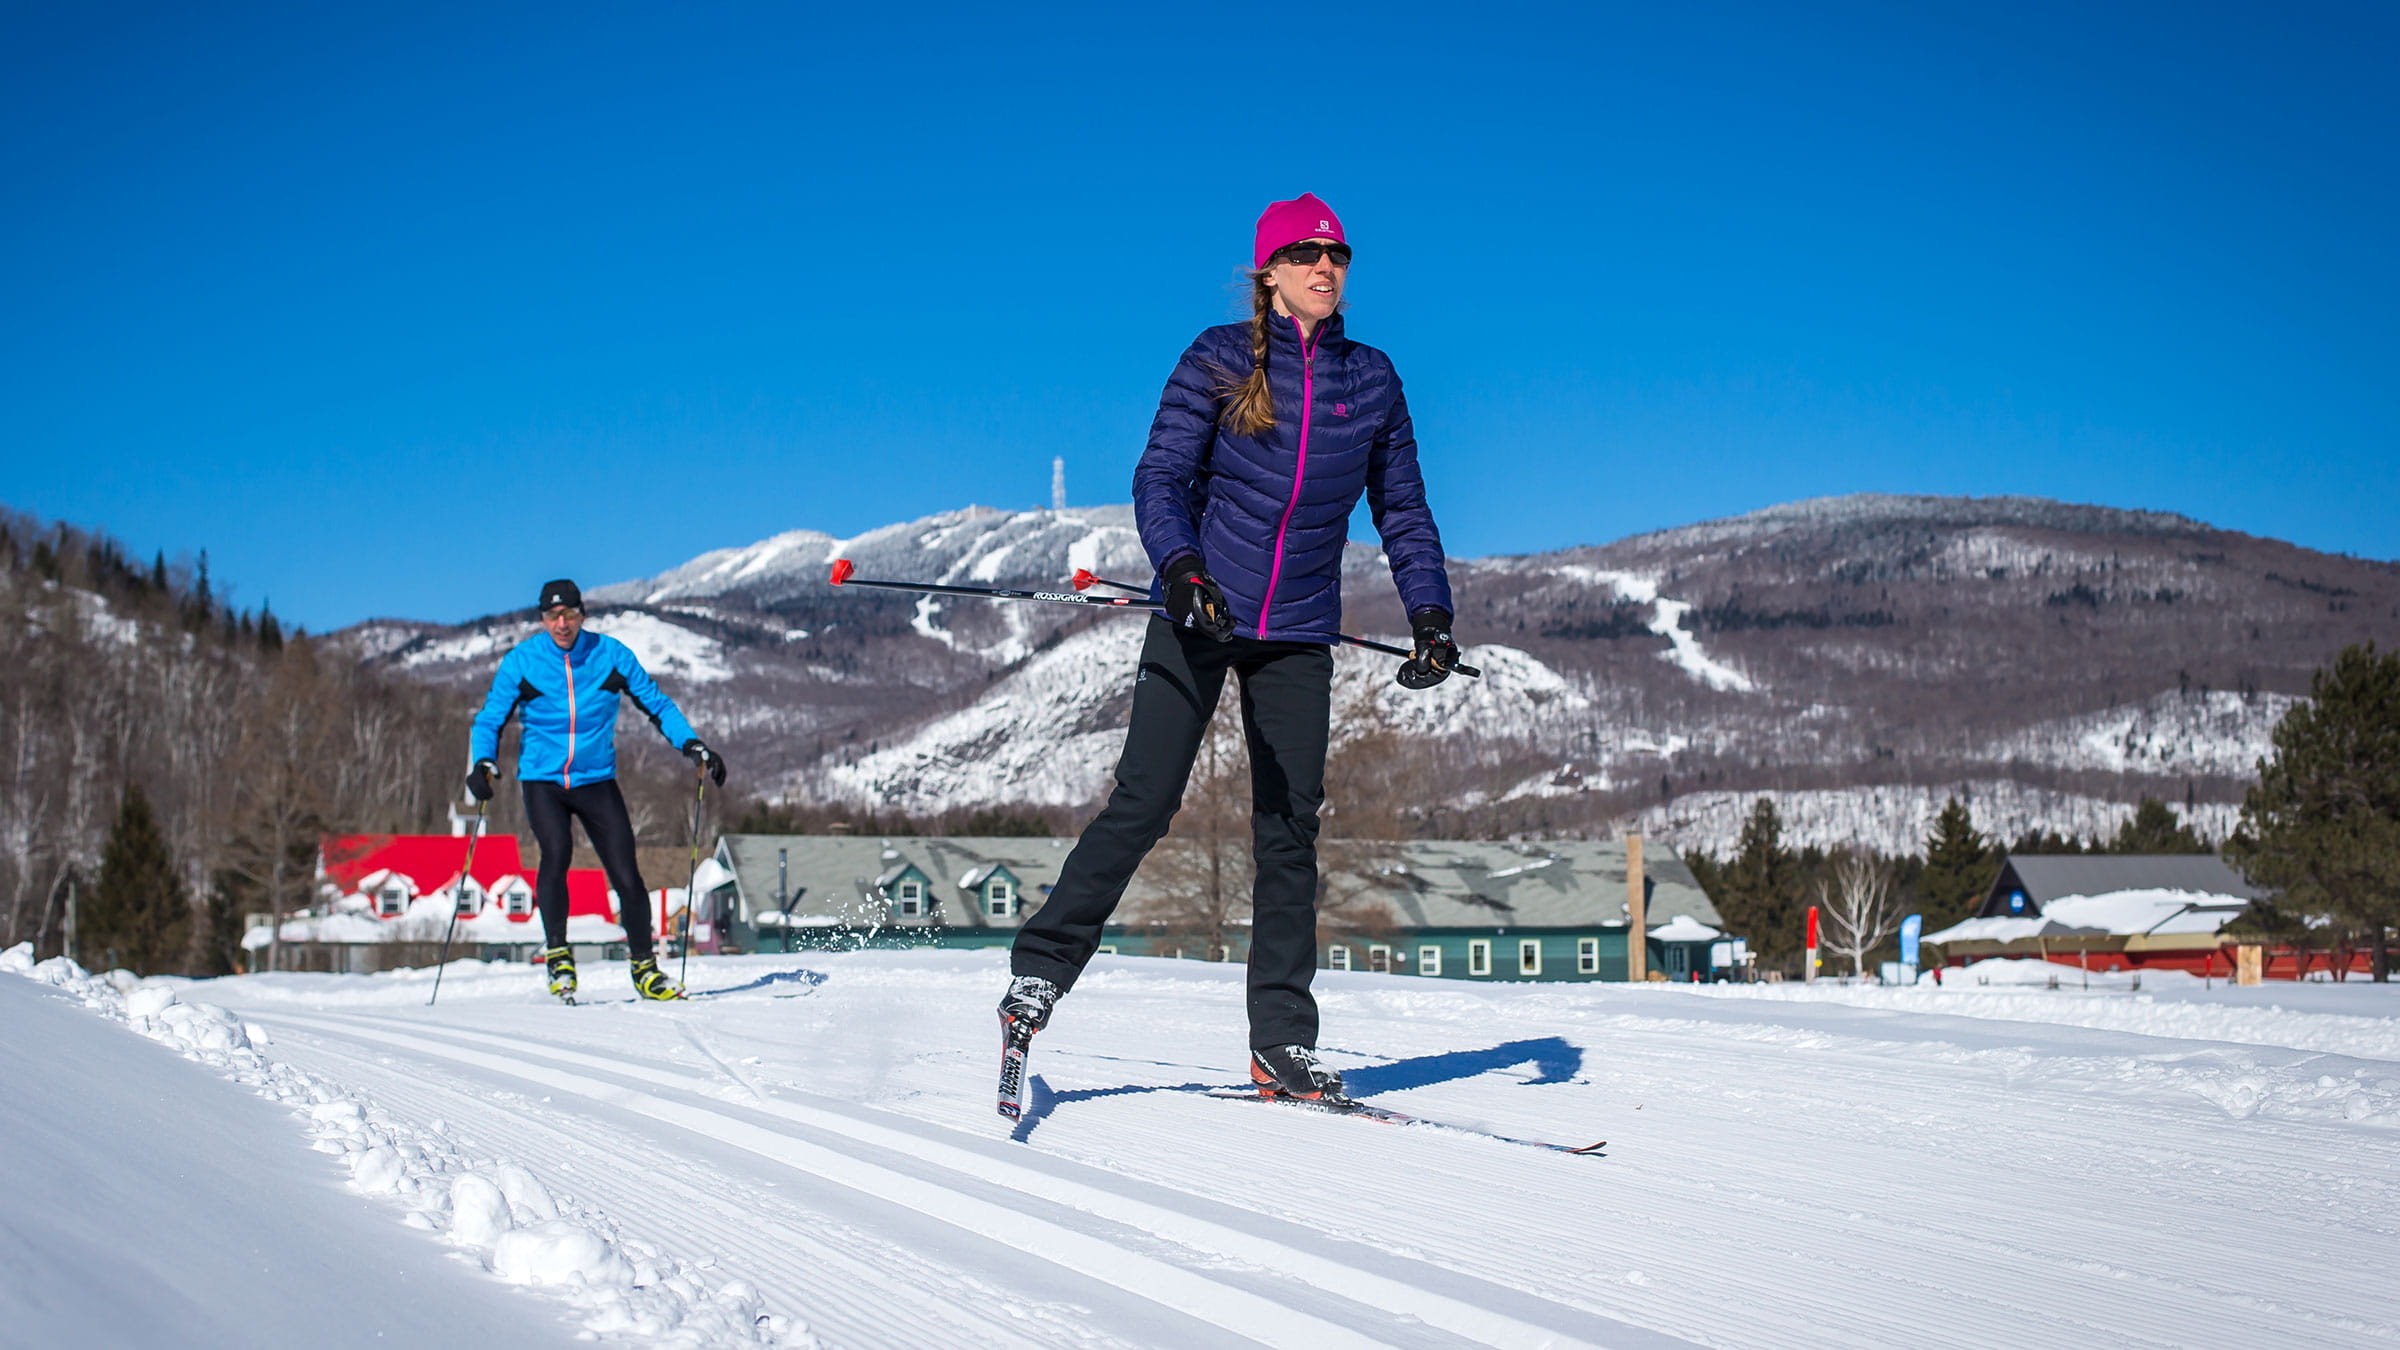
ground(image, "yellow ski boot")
xmin=631 ymin=956 xmax=686 ymax=1001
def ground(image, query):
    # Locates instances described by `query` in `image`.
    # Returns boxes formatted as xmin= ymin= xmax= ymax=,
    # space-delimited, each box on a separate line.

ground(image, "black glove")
xmin=1161 ymin=552 xmax=1235 ymax=642
xmin=1396 ymin=608 xmax=1459 ymax=690
xmin=682 ymin=739 xmax=727 ymax=787
xmin=464 ymin=758 xmax=499 ymax=802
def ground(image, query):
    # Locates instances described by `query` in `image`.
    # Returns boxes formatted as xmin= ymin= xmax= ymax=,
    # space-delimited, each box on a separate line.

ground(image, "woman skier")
xmin=466 ymin=578 xmax=727 ymax=1001
xmin=1000 ymin=194 xmax=1461 ymax=1101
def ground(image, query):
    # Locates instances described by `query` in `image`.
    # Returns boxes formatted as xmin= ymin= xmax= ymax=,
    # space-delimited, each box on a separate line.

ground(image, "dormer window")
xmin=505 ymin=885 xmax=533 ymax=918
xmin=377 ymin=886 xmax=407 ymax=918
xmin=896 ymin=879 xmax=925 ymax=916
xmin=985 ymin=878 xmax=1015 ymax=918
xmin=454 ymin=884 xmax=481 ymax=917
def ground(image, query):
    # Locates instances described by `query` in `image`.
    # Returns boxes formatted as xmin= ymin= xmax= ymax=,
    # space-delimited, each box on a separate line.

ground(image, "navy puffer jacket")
xmin=1133 ymin=311 xmax=1452 ymax=643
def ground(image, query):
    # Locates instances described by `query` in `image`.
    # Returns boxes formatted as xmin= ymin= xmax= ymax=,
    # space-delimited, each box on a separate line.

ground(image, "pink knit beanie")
xmin=1253 ymin=193 xmax=1346 ymax=270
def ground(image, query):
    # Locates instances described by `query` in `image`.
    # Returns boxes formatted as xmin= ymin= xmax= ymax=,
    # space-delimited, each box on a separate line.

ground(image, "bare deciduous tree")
xmin=1818 ymin=849 xmax=1903 ymax=978
xmin=0 ymin=508 xmax=461 ymax=972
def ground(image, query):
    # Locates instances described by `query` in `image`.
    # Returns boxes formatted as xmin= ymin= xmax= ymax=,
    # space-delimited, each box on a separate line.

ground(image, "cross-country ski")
xmin=1203 ymin=1087 xmax=1607 ymax=1155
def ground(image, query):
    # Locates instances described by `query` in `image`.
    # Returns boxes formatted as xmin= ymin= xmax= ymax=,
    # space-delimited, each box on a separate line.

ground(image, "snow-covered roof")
xmin=1929 ymin=888 xmax=2251 ymax=945
xmin=1988 ymin=855 xmax=2265 ymax=915
xmin=715 ymin=834 xmax=1722 ymax=934
xmin=318 ymin=833 xmax=531 ymax=905
xmin=1649 ymin=914 xmax=1722 ymax=942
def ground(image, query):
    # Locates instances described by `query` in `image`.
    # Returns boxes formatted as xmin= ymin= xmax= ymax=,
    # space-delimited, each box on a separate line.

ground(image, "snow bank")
xmin=0 ymin=944 xmax=810 ymax=1348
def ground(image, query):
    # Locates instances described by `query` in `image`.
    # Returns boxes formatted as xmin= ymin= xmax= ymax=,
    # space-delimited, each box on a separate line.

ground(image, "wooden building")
xmin=1923 ymin=853 xmax=2332 ymax=977
xmin=701 ymin=834 xmax=1733 ymax=982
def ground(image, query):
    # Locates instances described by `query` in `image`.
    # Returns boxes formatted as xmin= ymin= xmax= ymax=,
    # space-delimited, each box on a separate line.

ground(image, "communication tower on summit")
xmin=1051 ymin=457 xmax=1066 ymax=512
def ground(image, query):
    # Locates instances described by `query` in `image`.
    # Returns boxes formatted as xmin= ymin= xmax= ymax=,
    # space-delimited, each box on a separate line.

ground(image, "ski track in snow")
xmin=15 ymin=945 xmax=2400 ymax=1349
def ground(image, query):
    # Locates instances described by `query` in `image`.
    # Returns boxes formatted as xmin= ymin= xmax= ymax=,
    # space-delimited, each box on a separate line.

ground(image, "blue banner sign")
xmin=1899 ymin=913 xmax=1922 ymax=966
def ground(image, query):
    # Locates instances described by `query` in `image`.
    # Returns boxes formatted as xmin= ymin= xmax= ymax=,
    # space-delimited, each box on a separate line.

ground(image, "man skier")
xmin=465 ymin=578 xmax=726 ymax=1001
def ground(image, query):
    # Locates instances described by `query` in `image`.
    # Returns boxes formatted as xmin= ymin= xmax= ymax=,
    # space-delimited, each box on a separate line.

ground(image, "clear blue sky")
xmin=5 ymin=1 xmax=2394 ymax=632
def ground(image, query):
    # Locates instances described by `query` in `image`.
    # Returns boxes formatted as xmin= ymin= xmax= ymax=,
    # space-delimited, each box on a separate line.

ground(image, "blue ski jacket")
xmin=1132 ymin=311 xmax=1452 ymax=643
xmin=468 ymin=630 xmax=698 ymax=787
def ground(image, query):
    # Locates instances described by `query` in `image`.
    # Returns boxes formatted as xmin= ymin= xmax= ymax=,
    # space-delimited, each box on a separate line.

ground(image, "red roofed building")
xmin=563 ymin=868 xmax=620 ymax=923
xmin=317 ymin=833 xmax=536 ymax=923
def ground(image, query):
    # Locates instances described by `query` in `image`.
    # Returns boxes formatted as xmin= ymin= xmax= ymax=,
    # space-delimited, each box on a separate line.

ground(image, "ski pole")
xmin=828 ymin=558 xmax=1154 ymax=610
xmin=678 ymin=768 xmax=706 ymax=990
xmin=427 ymin=796 xmax=488 ymax=1008
xmin=1068 ymin=570 xmax=1484 ymax=678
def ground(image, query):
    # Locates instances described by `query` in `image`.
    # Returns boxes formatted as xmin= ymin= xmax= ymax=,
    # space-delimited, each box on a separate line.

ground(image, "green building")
xmin=704 ymin=833 xmax=1734 ymax=982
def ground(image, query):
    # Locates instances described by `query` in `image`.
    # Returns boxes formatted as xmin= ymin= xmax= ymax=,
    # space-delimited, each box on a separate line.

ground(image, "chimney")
xmin=1625 ymin=833 xmax=1646 ymax=982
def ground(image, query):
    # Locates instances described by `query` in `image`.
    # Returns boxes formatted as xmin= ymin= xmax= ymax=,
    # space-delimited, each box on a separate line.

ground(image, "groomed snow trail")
xmin=52 ymin=949 xmax=2400 ymax=1348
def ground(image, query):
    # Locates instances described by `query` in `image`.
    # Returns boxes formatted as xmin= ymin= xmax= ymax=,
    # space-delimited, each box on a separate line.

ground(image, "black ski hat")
xmin=537 ymin=578 xmax=583 ymax=614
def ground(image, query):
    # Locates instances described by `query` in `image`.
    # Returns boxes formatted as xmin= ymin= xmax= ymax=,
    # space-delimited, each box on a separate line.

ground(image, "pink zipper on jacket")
xmin=1257 ymin=315 xmax=1319 ymax=639
xmin=561 ymin=646 xmax=578 ymax=788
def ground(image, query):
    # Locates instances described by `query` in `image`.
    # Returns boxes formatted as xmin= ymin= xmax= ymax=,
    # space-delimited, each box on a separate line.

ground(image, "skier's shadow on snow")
xmin=1011 ymin=1076 xmax=1218 ymax=1143
xmin=1009 ymin=1037 xmax=1584 ymax=1143
xmin=692 ymin=968 xmax=829 ymax=999
xmin=1335 ymin=1036 xmax=1586 ymax=1095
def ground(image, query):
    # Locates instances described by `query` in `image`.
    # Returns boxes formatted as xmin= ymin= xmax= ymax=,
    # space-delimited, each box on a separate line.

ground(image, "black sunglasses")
xmin=1270 ymin=242 xmax=1352 ymax=268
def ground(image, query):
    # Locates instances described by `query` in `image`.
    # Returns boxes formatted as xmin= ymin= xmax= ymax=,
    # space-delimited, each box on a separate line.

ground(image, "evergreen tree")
xmin=1916 ymin=797 xmax=1996 ymax=929
xmin=2103 ymin=797 xmax=2210 ymax=854
xmin=81 ymin=783 xmax=191 ymax=975
xmin=259 ymin=601 xmax=284 ymax=652
xmin=187 ymin=550 xmax=213 ymax=631
xmin=1713 ymin=798 xmax=1803 ymax=971
xmin=199 ymin=871 xmax=251 ymax=978
xmin=2009 ymin=827 xmax=2085 ymax=855
xmin=149 ymin=549 xmax=167 ymax=594
xmin=2226 ymin=643 xmax=2400 ymax=981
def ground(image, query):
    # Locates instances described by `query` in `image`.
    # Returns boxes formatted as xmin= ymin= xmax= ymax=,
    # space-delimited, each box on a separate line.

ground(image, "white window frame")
xmin=1519 ymin=938 xmax=1542 ymax=976
xmin=377 ymin=887 xmax=406 ymax=918
xmin=454 ymin=883 xmax=482 ymax=918
xmin=896 ymin=878 xmax=924 ymax=916
xmin=506 ymin=886 xmax=533 ymax=918
xmin=1369 ymin=944 xmax=1391 ymax=973
xmin=1328 ymin=946 xmax=1351 ymax=971
xmin=1418 ymin=945 xmax=1442 ymax=976
xmin=1578 ymin=936 xmax=1599 ymax=974
xmin=986 ymin=878 xmax=1015 ymax=917
xmin=1469 ymin=939 xmax=1491 ymax=976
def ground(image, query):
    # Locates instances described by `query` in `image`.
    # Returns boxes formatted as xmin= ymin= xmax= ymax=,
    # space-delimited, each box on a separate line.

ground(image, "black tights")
xmin=521 ymin=778 xmax=655 ymax=959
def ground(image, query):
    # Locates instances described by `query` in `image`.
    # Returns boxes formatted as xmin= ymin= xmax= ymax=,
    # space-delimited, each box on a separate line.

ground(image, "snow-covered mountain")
xmin=348 ymin=494 xmax=2400 ymax=857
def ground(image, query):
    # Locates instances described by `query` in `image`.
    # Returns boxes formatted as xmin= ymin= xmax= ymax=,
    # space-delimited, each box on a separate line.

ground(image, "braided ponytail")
xmin=1221 ymin=270 xmax=1278 ymax=437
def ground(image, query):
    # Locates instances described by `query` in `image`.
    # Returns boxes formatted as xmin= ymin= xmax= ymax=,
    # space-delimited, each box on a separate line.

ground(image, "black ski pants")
xmin=522 ymin=777 xmax=655 ymax=960
xmin=1013 ymin=617 xmax=1333 ymax=1049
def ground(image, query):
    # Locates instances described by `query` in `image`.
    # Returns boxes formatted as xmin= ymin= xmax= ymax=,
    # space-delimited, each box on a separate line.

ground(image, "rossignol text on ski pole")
xmin=427 ymin=797 xmax=488 ymax=1008
xmin=1068 ymin=570 xmax=1484 ymax=678
xmin=826 ymin=559 xmax=1156 ymax=610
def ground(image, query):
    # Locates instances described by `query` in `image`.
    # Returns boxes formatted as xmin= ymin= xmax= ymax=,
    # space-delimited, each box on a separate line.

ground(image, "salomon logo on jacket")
xmin=468 ymin=630 xmax=698 ymax=787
